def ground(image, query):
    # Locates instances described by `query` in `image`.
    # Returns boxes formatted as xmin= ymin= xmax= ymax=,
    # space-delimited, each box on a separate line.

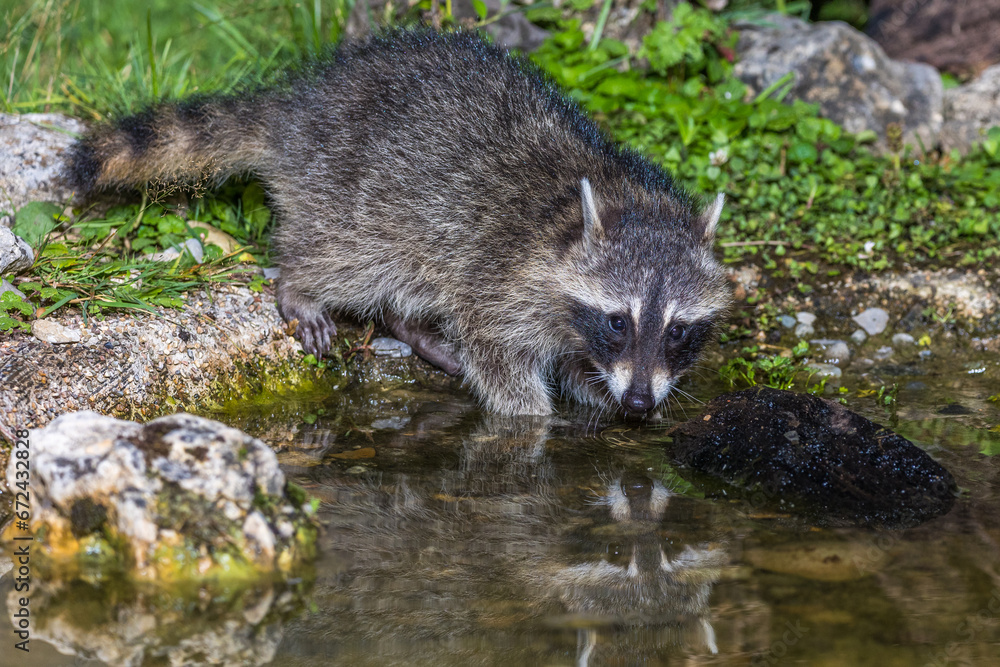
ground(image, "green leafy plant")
xmin=0 ymin=290 xmax=34 ymax=332
xmin=530 ymin=7 xmax=1000 ymax=273
xmin=718 ymin=340 xmax=812 ymax=390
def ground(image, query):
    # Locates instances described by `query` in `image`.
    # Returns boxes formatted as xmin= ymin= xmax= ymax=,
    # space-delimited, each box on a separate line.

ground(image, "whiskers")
xmin=686 ymin=364 xmax=718 ymax=383
xmin=586 ymin=391 xmax=616 ymax=437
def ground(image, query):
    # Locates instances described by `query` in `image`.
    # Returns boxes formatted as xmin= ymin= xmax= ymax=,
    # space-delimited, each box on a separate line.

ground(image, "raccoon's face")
xmin=563 ymin=179 xmax=730 ymax=415
xmin=570 ymin=296 xmax=721 ymax=414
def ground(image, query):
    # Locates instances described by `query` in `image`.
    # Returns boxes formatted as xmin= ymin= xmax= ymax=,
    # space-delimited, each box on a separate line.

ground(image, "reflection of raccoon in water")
xmin=543 ymin=473 xmax=725 ymax=658
xmin=67 ymin=29 xmax=731 ymax=416
xmin=301 ymin=415 xmax=725 ymax=662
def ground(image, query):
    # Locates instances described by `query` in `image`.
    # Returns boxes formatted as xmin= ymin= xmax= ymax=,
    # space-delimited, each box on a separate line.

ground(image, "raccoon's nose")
xmin=622 ymin=390 xmax=654 ymax=414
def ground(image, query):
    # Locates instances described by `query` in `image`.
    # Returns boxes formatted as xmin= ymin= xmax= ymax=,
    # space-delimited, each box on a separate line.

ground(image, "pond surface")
xmin=7 ymin=351 xmax=1000 ymax=666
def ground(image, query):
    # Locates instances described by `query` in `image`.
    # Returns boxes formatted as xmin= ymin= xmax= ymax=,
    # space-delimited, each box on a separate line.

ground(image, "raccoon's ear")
xmin=696 ymin=193 xmax=725 ymax=244
xmin=580 ymin=178 xmax=604 ymax=250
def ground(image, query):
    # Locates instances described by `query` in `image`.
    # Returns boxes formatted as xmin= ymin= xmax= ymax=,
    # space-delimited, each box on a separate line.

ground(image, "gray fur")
xmin=67 ymin=28 xmax=732 ymax=416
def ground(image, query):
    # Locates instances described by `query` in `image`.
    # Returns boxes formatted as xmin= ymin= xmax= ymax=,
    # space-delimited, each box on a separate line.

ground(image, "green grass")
xmin=2 ymin=0 xmax=356 ymax=117
xmin=1 ymin=1 xmax=998 ymax=335
xmin=2 ymin=0 xmax=358 ymax=330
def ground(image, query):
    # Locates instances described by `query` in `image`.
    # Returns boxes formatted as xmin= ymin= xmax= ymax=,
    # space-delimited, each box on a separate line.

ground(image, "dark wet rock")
xmin=668 ymin=386 xmax=957 ymax=527
xmin=867 ymin=0 xmax=1000 ymax=78
xmin=937 ymin=403 xmax=973 ymax=416
xmin=940 ymin=65 xmax=1000 ymax=154
xmin=2 ymin=411 xmax=318 ymax=580
xmin=733 ymin=14 xmax=943 ymax=151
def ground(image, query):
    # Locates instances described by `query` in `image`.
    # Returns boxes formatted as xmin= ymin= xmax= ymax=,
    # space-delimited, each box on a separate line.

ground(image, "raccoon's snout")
xmin=622 ymin=389 xmax=654 ymax=414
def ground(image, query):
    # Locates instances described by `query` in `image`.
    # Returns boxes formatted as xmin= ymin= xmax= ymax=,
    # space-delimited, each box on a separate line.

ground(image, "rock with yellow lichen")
xmin=2 ymin=411 xmax=318 ymax=581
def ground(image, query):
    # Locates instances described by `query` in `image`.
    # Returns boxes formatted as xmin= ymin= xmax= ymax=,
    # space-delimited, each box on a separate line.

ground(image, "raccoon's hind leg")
xmin=383 ymin=313 xmax=462 ymax=376
xmin=277 ymin=280 xmax=336 ymax=358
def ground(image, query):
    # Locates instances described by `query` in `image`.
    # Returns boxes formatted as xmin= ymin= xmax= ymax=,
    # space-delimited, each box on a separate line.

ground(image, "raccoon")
xmin=67 ymin=28 xmax=731 ymax=417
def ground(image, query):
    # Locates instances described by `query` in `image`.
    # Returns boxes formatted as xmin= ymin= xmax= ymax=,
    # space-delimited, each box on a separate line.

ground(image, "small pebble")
xmin=852 ymin=308 xmax=890 ymax=336
xmin=874 ymin=346 xmax=894 ymax=361
xmin=963 ymin=362 xmax=987 ymax=375
xmin=794 ymin=323 xmax=815 ymax=338
xmin=263 ymin=267 xmax=281 ymax=280
xmin=918 ymin=350 xmax=932 ymax=360
xmin=806 ymin=363 xmax=842 ymax=379
xmin=778 ymin=315 xmax=797 ymax=329
xmin=891 ymin=333 xmax=915 ymax=346
xmin=370 ymin=337 xmax=413 ymax=358
xmin=850 ymin=329 xmax=868 ymax=344
xmin=32 ymin=320 xmax=82 ymax=344
xmin=371 ymin=416 xmax=411 ymax=430
xmin=810 ymin=339 xmax=851 ymax=364
xmin=796 ymin=312 xmax=817 ymax=326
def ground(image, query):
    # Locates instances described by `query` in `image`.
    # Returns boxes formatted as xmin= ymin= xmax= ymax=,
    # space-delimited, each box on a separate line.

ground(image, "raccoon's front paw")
xmin=288 ymin=311 xmax=337 ymax=357
xmin=277 ymin=283 xmax=337 ymax=357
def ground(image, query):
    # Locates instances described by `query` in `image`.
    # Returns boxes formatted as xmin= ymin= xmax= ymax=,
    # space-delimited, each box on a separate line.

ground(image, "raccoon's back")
xmin=267 ymin=30 xmax=637 ymax=250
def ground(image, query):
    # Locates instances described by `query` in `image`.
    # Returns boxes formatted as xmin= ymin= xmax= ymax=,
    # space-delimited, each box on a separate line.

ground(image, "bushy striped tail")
xmin=66 ymin=97 xmax=269 ymax=196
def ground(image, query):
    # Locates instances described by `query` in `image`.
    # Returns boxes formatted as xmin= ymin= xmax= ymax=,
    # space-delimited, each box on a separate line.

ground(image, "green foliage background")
xmin=530 ymin=6 xmax=1000 ymax=273
xmin=1 ymin=0 xmax=999 ymax=332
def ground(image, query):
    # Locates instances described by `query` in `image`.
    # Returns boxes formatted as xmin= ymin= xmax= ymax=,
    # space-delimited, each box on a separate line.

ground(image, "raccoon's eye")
xmin=668 ymin=324 xmax=687 ymax=341
xmin=608 ymin=316 xmax=627 ymax=334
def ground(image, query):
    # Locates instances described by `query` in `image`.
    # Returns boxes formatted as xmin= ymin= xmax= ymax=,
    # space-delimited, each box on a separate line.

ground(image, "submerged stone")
xmin=370 ymin=336 xmax=413 ymax=358
xmin=809 ymin=339 xmax=851 ymax=364
xmin=2 ymin=411 xmax=319 ymax=580
xmin=743 ymin=539 xmax=891 ymax=582
xmin=892 ymin=333 xmax=916 ymax=346
xmin=668 ymin=386 xmax=957 ymax=527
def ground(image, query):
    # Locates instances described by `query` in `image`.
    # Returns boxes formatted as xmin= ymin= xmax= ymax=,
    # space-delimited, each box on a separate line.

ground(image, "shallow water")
xmin=6 ymin=350 xmax=1000 ymax=666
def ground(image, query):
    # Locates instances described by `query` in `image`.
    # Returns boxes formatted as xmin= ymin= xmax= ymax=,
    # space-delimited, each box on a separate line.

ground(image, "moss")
xmin=285 ymin=481 xmax=308 ymax=508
